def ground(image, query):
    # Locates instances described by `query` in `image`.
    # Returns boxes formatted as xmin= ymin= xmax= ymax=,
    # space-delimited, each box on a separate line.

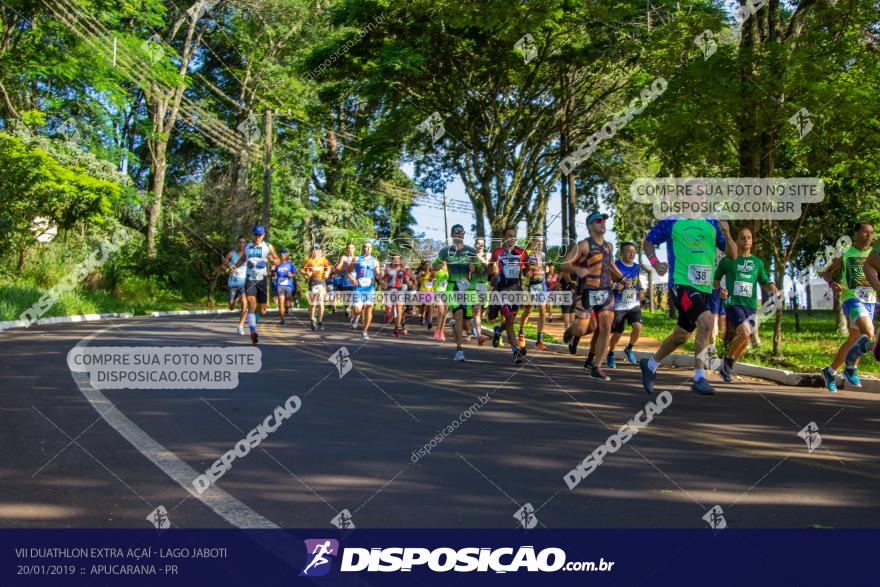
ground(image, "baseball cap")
xmin=252 ymin=224 xmax=265 ymax=235
xmin=279 ymin=248 xmax=289 ymax=255
xmin=311 ymin=243 xmax=322 ymax=249
xmin=586 ymin=212 xmax=609 ymax=226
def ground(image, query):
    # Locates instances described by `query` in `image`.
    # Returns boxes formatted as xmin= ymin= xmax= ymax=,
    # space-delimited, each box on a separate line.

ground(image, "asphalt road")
xmin=2 ymin=310 xmax=878 ymax=529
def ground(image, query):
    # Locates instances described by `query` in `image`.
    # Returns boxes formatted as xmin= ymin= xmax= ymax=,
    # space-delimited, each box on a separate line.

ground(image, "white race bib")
xmin=733 ymin=280 xmax=754 ymax=298
xmin=358 ymin=277 xmax=372 ymax=287
xmin=622 ymin=289 xmax=638 ymax=304
xmin=854 ymin=286 xmax=877 ymax=303
xmin=476 ymin=283 xmax=488 ymax=294
xmin=424 ymin=281 xmax=434 ymax=290
xmin=437 ymin=281 xmax=448 ymax=290
xmin=311 ymin=285 xmax=323 ymax=294
xmin=687 ymin=264 xmax=712 ymax=286
xmin=278 ymin=277 xmax=289 ymax=286
xmin=588 ymin=290 xmax=609 ymax=307
xmin=503 ymin=263 xmax=520 ymax=279
xmin=458 ymin=279 xmax=470 ymax=291
xmin=529 ymin=284 xmax=544 ymax=294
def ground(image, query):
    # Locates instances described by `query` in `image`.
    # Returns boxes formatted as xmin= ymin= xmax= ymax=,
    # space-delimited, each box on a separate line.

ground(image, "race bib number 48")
xmin=687 ymin=264 xmax=712 ymax=286
xmin=622 ymin=289 xmax=638 ymax=304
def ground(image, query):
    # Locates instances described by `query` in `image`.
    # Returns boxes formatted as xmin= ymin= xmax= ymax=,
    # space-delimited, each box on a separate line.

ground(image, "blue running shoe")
xmin=639 ymin=358 xmax=655 ymax=394
xmin=845 ymin=335 xmax=870 ymax=367
xmin=691 ymin=378 xmax=716 ymax=395
xmin=606 ymin=353 xmax=617 ymax=369
xmin=821 ymin=367 xmax=838 ymax=393
xmin=624 ymin=346 xmax=637 ymax=365
xmin=843 ymin=366 xmax=861 ymax=388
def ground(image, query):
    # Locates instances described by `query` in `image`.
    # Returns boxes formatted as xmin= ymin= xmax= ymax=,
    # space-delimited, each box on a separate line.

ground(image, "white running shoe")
xmin=453 ymin=350 xmax=465 ymax=362
xmin=362 ymin=331 xmax=370 ymax=340
xmin=237 ymin=325 xmax=245 ymax=335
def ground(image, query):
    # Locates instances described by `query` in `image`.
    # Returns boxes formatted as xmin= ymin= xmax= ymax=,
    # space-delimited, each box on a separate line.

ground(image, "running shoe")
xmin=845 ymin=334 xmax=871 ymax=367
xmin=449 ymin=319 xmax=456 ymax=328
xmin=250 ymin=331 xmax=258 ymax=345
xmin=349 ymin=320 xmax=357 ymax=330
xmin=492 ymin=327 xmax=502 ymax=348
xmin=478 ymin=335 xmax=487 ymax=346
xmin=691 ymin=378 xmax=716 ymax=395
xmin=624 ymin=346 xmax=637 ymax=365
xmin=514 ymin=347 xmax=524 ymax=364
xmin=568 ymin=336 xmax=580 ymax=355
xmin=639 ymin=358 xmax=655 ymax=394
xmin=345 ymin=308 xmax=351 ymax=319
xmin=843 ymin=366 xmax=861 ymax=388
xmin=821 ymin=367 xmax=838 ymax=393
xmin=583 ymin=356 xmax=594 ymax=370
xmin=280 ymin=319 xmax=287 ymax=326
xmin=453 ymin=350 xmax=465 ymax=362
xmin=310 ymin=319 xmax=317 ymax=331
xmin=393 ymin=328 xmax=400 ymax=338
xmin=563 ymin=328 xmax=573 ymax=344
xmin=384 ymin=312 xmax=392 ymax=324
xmin=589 ymin=367 xmax=610 ymax=381
xmin=362 ymin=331 xmax=370 ymax=340
xmin=517 ymin=331 xmax=525 ymax=348
xmin=237 ymin=325 xmax=245 ymax=336
xmin=606 ymin=353 xmax=617 ymax=369
xmin=433 ymin=329 xmax=441 ymax=341
xmin=426 ymin=320 xmax=432 ymax=330
xmin=440 ymin=332 xmax=446 ymax=342
xmin=535 ymin=340 xmax=547 ymax=351
xmin=719 ymin=356 xmax=734 ymax=384
xmin=318 ymin=322 xmax=324 ymax=331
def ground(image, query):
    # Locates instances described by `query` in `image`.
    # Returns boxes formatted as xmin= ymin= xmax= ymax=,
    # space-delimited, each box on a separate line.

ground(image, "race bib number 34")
xmin=733 ymin=280 xmax=754 ymax=298
xmin=687 ymin=264 xmax=712 ymax=286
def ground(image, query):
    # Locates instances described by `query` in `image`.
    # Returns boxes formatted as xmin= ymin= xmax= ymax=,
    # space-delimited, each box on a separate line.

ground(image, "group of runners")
xmin=222 ymin=213 xmax=880 ymax=396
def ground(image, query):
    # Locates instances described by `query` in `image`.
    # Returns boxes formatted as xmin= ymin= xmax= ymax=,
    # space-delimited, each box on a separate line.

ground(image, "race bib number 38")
xmin=687 ymin=264 xmax=712 ymax=286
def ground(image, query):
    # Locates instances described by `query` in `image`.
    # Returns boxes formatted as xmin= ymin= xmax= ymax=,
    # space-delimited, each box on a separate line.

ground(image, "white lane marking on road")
xmin=70 ymin=325 xmax=278 ymax=529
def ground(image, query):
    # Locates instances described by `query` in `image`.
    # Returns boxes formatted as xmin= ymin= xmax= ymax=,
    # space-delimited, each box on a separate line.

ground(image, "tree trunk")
xmin=567 ymin=173 xmax=577 ymax=241
xmin=146 ymin=141 xmax=167 ymax=257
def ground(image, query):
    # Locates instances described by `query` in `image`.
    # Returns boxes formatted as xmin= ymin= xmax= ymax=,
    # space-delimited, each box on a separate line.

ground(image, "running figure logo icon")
xmin=693 ymin=30 xmax=717 ymax=60
xmin=300 ymin=539 xmax=339 ymax=576
xmin=330 ymin=509 xmax=356 ymax=529
xmin=146 ymin=505 xmax=171 ymax=529
xmin=513 ymin=503 xmax=539 ymax=529
xmin=702 ymin=505 xmax=727 ymax=530
xmin=798 ymin=421 xmax=822 ymax=453
xmin=329 ymin=347 xmax=353 ymax=378
xmin=789 ymin=108 xmax=814 ymax=138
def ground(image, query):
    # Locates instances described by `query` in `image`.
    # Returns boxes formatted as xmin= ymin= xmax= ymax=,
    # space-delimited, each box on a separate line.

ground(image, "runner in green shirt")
xmin=467 ymin=237 xmax=490 ymax=345
xmin=820 ymin=221 xmax=877 ymax=391
xmin=433 ymin=224 xmax=478 ymax=361
xmin=713 ymin=227 xmax=778 ymax=383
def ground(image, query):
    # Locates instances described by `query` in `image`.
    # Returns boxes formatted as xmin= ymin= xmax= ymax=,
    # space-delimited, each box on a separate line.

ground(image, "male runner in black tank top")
xmin=560 ymin=211 xmax=623 ymax=381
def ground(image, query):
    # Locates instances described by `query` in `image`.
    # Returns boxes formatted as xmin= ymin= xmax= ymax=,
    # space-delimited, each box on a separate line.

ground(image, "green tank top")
xmin=434 ymin=268 xmax=449 ymax=292
xmin=840 ymin=246 xmax=874 ymax=303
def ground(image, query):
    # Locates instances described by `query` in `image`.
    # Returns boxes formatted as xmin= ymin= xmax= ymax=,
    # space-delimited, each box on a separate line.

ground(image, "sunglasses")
xmin=593 ymin=217 xmax=606 ymax=224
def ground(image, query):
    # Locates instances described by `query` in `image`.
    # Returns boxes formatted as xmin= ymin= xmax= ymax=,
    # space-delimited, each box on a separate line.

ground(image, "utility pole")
xmin=442 ymin=190 xmax=449 ymax=247
xmin=262 ymin=109 xmax=273 ymax=303
xmin=262 ymin=109 xmax=273 ymax=239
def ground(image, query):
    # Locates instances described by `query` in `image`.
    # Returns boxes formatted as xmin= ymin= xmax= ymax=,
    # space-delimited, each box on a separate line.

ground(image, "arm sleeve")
xmin=646 ymin=219 xmax=674 ymax=245
xmin=710 ymin=219 xmax=727 ymax=251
